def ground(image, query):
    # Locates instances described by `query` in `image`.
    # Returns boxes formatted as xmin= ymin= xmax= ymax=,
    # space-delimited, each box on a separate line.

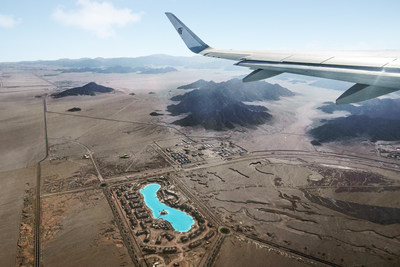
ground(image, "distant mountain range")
xmin=309 ymin=78 xmax=353 ymax=91
xmin=167 ymin=79 xmax=294 ymax=130
xmin=140 ymin=66 xmax=177 ymax=74
xmin=1 ymin=54 xmax=236 ymax=70
xmin=51 ymin=82 xmax=113 ymax=98
xmin=59 ymin=65 xmax=177 ymax=74
xmin=310 ymin=98 xmax=400 ymax=142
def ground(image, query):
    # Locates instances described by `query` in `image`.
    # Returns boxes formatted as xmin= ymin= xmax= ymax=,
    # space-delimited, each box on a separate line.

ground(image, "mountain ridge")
xmin=167 ymin=79 xmax=294 ymax=131
xmin=51 ymin=82 xmax=114 ymax=98
xmin=310 ymin=98 xmax=400 ymax=142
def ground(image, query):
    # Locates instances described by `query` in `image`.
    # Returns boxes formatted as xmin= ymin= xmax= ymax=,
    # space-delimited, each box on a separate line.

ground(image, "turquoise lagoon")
xmin=140 ymin=183 xmax=194 ymax=232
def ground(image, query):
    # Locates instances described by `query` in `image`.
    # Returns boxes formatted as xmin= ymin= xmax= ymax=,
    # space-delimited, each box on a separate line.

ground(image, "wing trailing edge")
xmin=243 ymin=69 xmax=283 ymax=82
xmin=336 ymin=84 xmax=400 ymax=105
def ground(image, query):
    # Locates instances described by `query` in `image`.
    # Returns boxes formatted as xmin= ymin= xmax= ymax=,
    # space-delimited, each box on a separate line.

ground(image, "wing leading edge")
xmin=165 ymin=12 xmax=400 ymax=104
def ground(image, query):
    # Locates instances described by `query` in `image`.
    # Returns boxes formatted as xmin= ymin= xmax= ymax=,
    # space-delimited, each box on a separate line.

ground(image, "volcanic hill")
xmin=168 ymin=79 xmax=294 ymax=130
xmin=51 ymin=82 xmax=114 ymax=98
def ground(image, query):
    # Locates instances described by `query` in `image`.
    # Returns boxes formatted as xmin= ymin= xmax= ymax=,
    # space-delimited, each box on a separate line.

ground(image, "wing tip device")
xmin=165 ymin=12 xmax=210 ymax=54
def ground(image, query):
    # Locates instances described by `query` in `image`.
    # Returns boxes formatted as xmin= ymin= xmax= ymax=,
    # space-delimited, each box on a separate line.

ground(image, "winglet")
xmin=165 ymin=12 xmax=210 ymax=54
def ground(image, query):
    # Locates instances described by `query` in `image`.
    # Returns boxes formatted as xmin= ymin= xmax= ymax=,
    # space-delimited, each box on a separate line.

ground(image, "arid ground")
xmin=1 ymin=66 xmax=399 ymax=266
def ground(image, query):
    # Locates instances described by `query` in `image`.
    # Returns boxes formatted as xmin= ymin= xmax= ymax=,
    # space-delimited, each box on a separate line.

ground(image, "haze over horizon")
xmin=1 ymin=0 xmax=400 ymax=62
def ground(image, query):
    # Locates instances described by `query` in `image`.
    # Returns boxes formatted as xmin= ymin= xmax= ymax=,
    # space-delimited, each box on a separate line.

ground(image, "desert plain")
xmin=1 ymin=63 xmax=399 ymax=267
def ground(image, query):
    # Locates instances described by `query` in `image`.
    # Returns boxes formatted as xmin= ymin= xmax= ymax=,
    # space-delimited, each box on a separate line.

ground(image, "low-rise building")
xmin=163 ymin=247 xmax=177 ymax=254
xmin=204 ymin=230 xmax=214 ymax=240
xmin=189 ymin=240 xmax=202 ymax=249
xmin=143 ymin=246 xmax=156 ymax=253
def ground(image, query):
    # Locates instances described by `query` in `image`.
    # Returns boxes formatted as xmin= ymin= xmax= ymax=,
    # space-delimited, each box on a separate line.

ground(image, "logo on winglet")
xmin=178 ymin=27 xmax=183 ymax=35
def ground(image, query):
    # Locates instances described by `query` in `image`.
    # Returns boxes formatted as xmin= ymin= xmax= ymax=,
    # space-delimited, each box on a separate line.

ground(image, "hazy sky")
xmin=1 ymin=0 xmax=400 ymax=62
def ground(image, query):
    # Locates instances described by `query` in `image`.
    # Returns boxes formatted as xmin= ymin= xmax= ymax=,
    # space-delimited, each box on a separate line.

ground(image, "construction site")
xmin=155 ymin=138 xmax=247 ymax=168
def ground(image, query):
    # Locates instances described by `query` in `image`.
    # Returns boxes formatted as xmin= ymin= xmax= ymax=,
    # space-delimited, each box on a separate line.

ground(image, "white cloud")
xmin=52 ymin=0 xmax=143 ymax=38
xmin=0 ymin=14 xmax=21 ymax=28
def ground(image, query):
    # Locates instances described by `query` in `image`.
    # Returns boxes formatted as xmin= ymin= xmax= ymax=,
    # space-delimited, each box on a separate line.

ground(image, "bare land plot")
xmin=42 ymin=189 xmax=132 ymax=267
xmin=0 ymin=167 xmax=35 ymax=266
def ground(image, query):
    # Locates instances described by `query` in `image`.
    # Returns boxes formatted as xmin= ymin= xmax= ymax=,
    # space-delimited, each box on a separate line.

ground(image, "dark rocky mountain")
xmin=310 ymin=115 xmax=400 ymax=142
xmin=310 ymin=98 xmax=400 ymax=142
xmin=51 ymin=82 xmax=113 ymax=98
xmin=317 ymin=101 xmax=360 ymax=115
xmin=177 ymin=79 xmax=209 ymax=89
xmin=173 ymin=79 xmax=294 ymax=101
xmin=318 ymin=99 xmax=400 ymax=120
xmin=149 ymin=112 xmax=163 ymax=116
xmin=67 ymin=107 xmax=81 ymax=112
xmin=167 ymin=79 xmax=294 ymax=131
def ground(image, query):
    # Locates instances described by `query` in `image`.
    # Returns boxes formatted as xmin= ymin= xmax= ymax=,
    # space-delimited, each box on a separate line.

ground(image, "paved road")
xmin=50 ymin=137 xmax=105 ymax=183
xmin=46 ymin=111 xmax=195 ymax=142
xmin=34 ymin=96 xmax=49 ymax=267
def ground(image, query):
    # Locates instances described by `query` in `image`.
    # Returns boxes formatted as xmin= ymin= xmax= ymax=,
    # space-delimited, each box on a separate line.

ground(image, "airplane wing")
xmin=165 ymin=12 xmax=400 ymax=104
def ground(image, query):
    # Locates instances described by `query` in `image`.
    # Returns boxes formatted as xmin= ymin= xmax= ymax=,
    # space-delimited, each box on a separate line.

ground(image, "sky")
xmin=1 ymin=0 xmax=400 ymax=62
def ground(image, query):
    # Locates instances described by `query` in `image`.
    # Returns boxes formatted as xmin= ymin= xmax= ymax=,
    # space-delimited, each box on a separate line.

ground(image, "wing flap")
xmin=323 ymin=56 xmax=395 ymax=67
xmin=336 ymin=83 xmax=400 ymax=104
xmin=202 ymin=50 xmax=250 ymax=60
xmin=385 ymin=58 xmax=400 ymax=68
xmin=243 ymin=69 xmax=283 ymax=82
xmin=282 ymin=55 xmax=333 ymax=64
xmin=245 ymin=53 xmax=293 ymax=62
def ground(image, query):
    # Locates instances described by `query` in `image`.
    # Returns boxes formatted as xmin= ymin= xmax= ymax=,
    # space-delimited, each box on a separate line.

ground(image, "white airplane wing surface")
xmin=165 ymin=12 xmax=400 ymax=104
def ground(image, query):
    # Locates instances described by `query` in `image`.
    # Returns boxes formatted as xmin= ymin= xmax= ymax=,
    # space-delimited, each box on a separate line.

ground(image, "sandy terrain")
xmin=42 ymin=189 xmax=132 ymax=267
xmin=214 ymin=236 xmax=311 ymax=267
xmin=1 ymin=66 xmax=399 ymax=267
xmin=179 ymin=158 xmax=400 ymax=266
xmin=0 ymin=92 xmax=46 ymax=171
xmin=0 ymin=167 xmax=35 ymax=266
xmin=234 ymin=80 xmax=343 ymax=152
